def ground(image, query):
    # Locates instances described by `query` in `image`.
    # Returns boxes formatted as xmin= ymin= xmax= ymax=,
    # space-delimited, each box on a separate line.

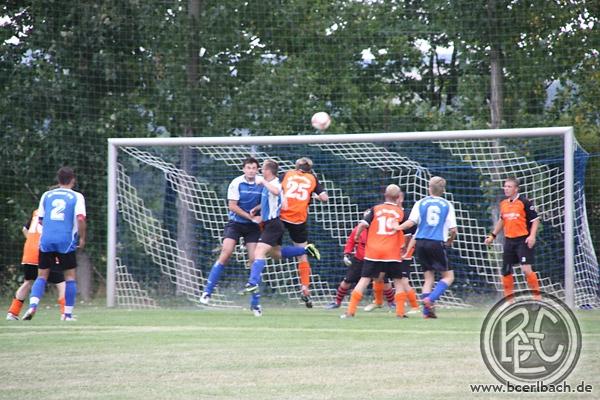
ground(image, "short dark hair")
xmin=242 ymin=157 xmax=259 ymax=168
xmin=505 ymin=176 xmax=520 ymax=187
xmin=263 ymin=159 xmax=279 ymax=175
xmin=57 ymin=167 xmax=75 ymax=185
xmin=295 ymin=157 xmax=313 ymax=172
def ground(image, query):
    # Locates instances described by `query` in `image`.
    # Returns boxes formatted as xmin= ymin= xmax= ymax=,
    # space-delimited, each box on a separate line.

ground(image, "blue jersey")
xmin=227 ymin=175 xmax=262 ymax=223
xmin=408 ymin=196 xmax=457 ymax=241
xmin=38 ymin=188 xmax=86 ymax=253
xmin=260 ymin=178 xmax=282 ymax=222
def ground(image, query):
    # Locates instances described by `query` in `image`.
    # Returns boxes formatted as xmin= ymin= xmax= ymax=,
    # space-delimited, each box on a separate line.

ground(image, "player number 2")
xmin=426 ymin=206 xmax=441 ymax=226
xmin=285 ymin=180 xmax=310 ymax=201
xmin=50 ymin=199 xmax=66 ymax=221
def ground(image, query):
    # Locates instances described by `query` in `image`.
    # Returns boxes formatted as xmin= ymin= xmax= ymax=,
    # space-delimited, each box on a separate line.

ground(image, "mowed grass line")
xmin=1 ymin=306 xmax=599 ymax=400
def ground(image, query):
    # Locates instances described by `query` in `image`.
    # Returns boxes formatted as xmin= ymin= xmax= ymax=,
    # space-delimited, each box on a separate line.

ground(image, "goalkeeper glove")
xmin=343 ymin=254 xmax=352 ymax=267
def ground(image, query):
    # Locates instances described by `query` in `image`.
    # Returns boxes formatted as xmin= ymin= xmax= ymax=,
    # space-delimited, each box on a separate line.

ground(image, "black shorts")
xmin=343 ymin=257 xmax=363 ymax=284
xmin=283 ymin=221 xmax=308 ymax=244
xmin=223 ymin=221 xmax=261 ymax=244
xmin=39 ymin=251 xmax=77 ymax=271
xmin=502 ymin=236 xmax=535 ymax=275
xmin=398 ymin=259 xmax=412 ymax=279
xmin=361 ymin=260 xmax=404 ymax=280
xmin=415 ymin=239 xmax=450 ymax=272
xmin=258 ymin=219 xmax=285 ymax=247
xmin=22 ymin=263 xmax=65 ymax=284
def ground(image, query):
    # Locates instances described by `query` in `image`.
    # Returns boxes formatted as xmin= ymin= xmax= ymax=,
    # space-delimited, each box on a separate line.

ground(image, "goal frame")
xmin=107 ymin=126 xmax=576 ymax=308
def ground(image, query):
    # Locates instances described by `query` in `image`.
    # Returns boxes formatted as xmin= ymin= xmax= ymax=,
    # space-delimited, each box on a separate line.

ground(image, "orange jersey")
xmin=403 ymin=234 xmax=415 ymax=260
xmin=363 ymin=202 xmax=405 ymax=262
xmin=500 ymin=194 xmax=538 ymax=238
xmin=21 ymin=210 xmax=41 ymax=265
xmin=280 ymin=170 xmax=324 ymax=224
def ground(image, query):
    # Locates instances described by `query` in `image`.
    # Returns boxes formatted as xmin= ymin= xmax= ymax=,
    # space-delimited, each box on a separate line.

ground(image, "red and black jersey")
xmin=500 ymin=194 xmax=539 ymax=238
xmin=344 ymin=225 xmax=367 ymax=261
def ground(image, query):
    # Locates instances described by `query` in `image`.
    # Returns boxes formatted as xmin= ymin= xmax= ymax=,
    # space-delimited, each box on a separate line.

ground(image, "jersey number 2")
xmin=50 ymin=199 xmax=66 ymax=221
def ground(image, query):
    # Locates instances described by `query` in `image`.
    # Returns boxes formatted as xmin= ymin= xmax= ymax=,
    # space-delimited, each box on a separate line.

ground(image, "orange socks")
xmin=526 ymin=272 xmax=541 ymax=299
xmin=298 ymin=261 xmax=311 ymax=289
xmin=58 ymin=297 xmax=66 ymax=315
xmin=407 ymin=288 xmax=418 ymax=309
xmin=395 ymin=292 xmax=407 ymax=317
xmin=8 ymin=298 xmax=24 ymax=316
xmin=502 ymin=275 xmax=514 ymax=299
xmin=347 ymin=291 xmax=363 ymax=316
xmin=373 ymin=280 xmax=384 ymax=306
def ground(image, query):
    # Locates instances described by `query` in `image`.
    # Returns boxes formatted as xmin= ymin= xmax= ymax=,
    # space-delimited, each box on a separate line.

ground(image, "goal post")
xmin=107 ymin=127 xmax=594 ymax=310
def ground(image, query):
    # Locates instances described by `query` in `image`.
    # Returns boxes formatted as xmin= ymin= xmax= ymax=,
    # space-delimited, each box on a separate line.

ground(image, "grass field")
xmin=1 ymin=303 xmax=599 ymax=400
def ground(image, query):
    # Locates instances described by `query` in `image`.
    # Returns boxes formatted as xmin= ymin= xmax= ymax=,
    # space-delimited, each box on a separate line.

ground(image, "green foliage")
xmin=0 ymin=0 xmax=598 ymax=294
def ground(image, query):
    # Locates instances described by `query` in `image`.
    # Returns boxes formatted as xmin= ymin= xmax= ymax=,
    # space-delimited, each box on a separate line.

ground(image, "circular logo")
xmin=480 ymin=291 xmax=581 ymax=385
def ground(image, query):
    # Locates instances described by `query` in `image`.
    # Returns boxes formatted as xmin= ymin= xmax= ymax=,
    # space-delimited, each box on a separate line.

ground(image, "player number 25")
xmin=285 ymin=180 xmax=311 ymax=201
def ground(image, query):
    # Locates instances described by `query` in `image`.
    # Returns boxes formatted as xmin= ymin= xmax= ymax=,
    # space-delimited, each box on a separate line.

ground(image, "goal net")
xmin=107 ymin=128 xmax=600 ymax=309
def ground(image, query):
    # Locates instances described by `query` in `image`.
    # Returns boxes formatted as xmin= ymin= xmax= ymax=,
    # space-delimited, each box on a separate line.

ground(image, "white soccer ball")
xmin=311 ymin=112 xmax=331 ymax=131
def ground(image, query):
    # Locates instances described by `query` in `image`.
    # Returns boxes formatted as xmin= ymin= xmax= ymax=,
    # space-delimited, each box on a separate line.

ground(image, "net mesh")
xmin=112 ymin=134 xmax=599 ymax=309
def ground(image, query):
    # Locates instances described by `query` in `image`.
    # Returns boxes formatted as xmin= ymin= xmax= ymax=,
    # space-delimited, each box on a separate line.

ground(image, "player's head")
xmin=384 ymin=184 xmax=401 ymax=202
xmin=295 ymin=157 xmax=313 ymax=173
xmin=429 ymin=176 xmax=446 ymax=196
xmin=242 ymin=157 xmax=260 ymax=180
xmin=57 ymin=167 xmax=76 ymax=187
xmin=262 ymin=159 xmax=279 ymax=178
xmin=503 ymin=177 xmax=520 ymax=197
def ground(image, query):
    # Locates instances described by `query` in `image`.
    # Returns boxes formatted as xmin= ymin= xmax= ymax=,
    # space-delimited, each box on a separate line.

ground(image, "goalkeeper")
xmin=325 ymin=213 xmax=368 ymax=309
xmin=484 ymin=177 xmax=541 ymax=300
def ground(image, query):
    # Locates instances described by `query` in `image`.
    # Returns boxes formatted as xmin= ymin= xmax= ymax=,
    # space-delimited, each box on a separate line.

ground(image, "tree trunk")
xmin=76 ymin=249 xmax=93 ymax=302
xmin=175 ymin=0 xmax=202 ymax=296
xmin=487 ymin=0 xmax=503 ymax=129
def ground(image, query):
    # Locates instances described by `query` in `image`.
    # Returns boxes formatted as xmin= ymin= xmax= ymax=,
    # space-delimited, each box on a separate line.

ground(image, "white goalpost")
xmin=106 ymin=127 xmax=599 ymax=310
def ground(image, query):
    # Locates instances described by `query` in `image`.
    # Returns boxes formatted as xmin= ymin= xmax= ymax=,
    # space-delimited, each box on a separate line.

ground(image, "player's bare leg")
xmin=23 ymin=268 xmax=50 ymax=320
xmin=342 ymin=277 xmax=371 ymax=318
xmin=423 ymin=271 xmax=454 ymax=319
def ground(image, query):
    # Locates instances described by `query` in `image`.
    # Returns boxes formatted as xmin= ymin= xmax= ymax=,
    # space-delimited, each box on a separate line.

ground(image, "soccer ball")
xmin=311 ymin=112 xmax=331 ymax=131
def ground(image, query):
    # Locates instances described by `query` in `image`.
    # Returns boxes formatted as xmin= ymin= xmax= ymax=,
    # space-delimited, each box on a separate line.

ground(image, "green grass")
xmin=1 ymin=304 xmax=599 ymax=400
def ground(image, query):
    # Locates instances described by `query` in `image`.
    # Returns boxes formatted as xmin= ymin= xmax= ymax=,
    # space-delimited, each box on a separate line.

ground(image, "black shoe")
xmin=301 ymin=294 xmax=313 ymax=308
xmin=238 ymin=283 xmax=259 ymax=295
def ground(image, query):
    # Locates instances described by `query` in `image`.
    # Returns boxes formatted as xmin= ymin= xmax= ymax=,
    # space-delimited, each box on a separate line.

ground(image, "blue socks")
xmin=249 ymin=259 xmax=266 ymax=285
xmin=205 ymin=262 xmax=225 ymax=294
xmin=421 ymin=292 xmax=431 ymax=316
xmin=249 ymin=260 xmax=266 ymax=309
xmin=64 ymin=280 xmax=77 ymax=317
xmin=29 ymin=277 xmax=47 ymax=307
xmin=281 ymin=246 xmax=306 ymax=258
xmin=251 ymin=293 xmax=261 ymax=309
xmin=429 ymin=281 xmax=449 ymax=302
